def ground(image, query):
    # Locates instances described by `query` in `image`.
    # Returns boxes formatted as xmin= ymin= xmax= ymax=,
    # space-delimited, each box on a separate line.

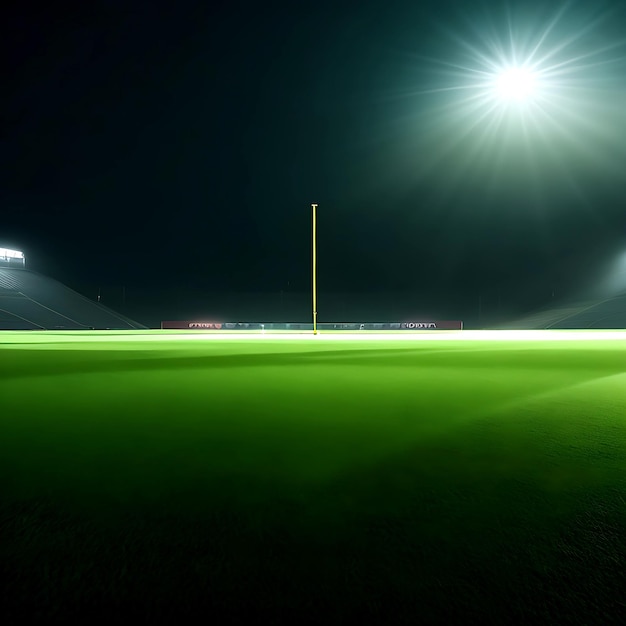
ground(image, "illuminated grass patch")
xmin=1 ymin=330 xmax=625 ymax=621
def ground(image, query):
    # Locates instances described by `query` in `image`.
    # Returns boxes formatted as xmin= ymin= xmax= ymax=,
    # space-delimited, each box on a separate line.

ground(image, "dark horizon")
xmin=3 ymin=0 xmax=626 ymax=326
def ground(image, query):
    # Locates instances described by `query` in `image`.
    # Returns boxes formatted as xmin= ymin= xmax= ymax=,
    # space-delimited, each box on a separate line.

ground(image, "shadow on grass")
xmin=2 ymin=445 xmax=625 ymax=624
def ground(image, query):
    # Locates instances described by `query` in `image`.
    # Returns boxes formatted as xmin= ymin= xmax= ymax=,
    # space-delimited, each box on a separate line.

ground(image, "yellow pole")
xmin=312 ymin=203 xmax=318 ymax=335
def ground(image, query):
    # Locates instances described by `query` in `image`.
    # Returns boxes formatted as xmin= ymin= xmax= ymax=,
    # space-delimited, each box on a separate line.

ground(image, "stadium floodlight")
xmin=492 ymin=66 xmax=540 ymax=103
xmin=0 ymin=247 xmax=25 ymax=267
xmin=0 ymin=247 xmax=24 ymax=260
xmin=408 ymin=3 xmax=626 ymax=192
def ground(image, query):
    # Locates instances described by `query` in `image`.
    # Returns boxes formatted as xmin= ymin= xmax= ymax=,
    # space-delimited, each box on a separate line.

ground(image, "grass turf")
xmin=1 ymin=331 xmax=626 ymax=624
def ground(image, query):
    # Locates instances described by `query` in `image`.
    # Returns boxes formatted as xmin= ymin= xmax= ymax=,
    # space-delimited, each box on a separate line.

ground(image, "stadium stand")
xmin=552 ymin=294 xmax=626 ymax=329
xmin=0 ymin=268 xmax=146 ymax=330
xmin=499 ymin=293 xmax=626 ymax=329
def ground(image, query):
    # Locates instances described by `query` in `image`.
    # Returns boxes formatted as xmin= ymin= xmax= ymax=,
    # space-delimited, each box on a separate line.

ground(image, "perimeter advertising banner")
xmin=161 ymin=321 xmax=463 ymax=330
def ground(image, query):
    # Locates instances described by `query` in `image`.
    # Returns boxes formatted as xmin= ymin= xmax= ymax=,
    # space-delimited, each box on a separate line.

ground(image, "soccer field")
xmin=2 ymin=330 xmax=626 ymax=623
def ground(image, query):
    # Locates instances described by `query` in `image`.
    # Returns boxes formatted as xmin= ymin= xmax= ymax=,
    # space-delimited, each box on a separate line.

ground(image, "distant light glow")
xmin=594 ymin=250 xmax=626 ymax=297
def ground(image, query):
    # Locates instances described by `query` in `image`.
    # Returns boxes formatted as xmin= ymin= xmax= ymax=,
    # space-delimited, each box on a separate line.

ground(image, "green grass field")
xmin=1 ymin=330 xmax=626 ymax=624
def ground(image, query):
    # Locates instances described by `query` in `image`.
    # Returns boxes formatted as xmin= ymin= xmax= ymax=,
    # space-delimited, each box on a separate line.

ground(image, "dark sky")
xmin=3 ymin=0 xmax=626 ymax=319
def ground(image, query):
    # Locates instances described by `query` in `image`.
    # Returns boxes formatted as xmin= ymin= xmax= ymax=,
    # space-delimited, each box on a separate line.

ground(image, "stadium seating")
xmin=554 ymin=294 xmax=626 ymax=329
xmin=0 ymin=268 xmax=146 ymax=330
xmin=499 ymin=294 xmax=626 ymax=329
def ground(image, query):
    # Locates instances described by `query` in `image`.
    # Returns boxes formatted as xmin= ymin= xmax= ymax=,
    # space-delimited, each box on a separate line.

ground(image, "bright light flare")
xmin=399 ymin=2 xmax=626 ymax=202
xmin=493 ymin=66 xmax=539 ymax=102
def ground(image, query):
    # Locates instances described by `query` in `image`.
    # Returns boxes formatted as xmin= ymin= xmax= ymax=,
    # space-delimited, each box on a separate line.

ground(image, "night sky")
xmin=3 ymin=0 xmax=626 ymax=323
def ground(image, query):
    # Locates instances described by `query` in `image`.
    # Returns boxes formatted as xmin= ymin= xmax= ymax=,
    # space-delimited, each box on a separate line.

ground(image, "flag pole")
xmin=312 ymin=203 xmax=318 ymax=335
